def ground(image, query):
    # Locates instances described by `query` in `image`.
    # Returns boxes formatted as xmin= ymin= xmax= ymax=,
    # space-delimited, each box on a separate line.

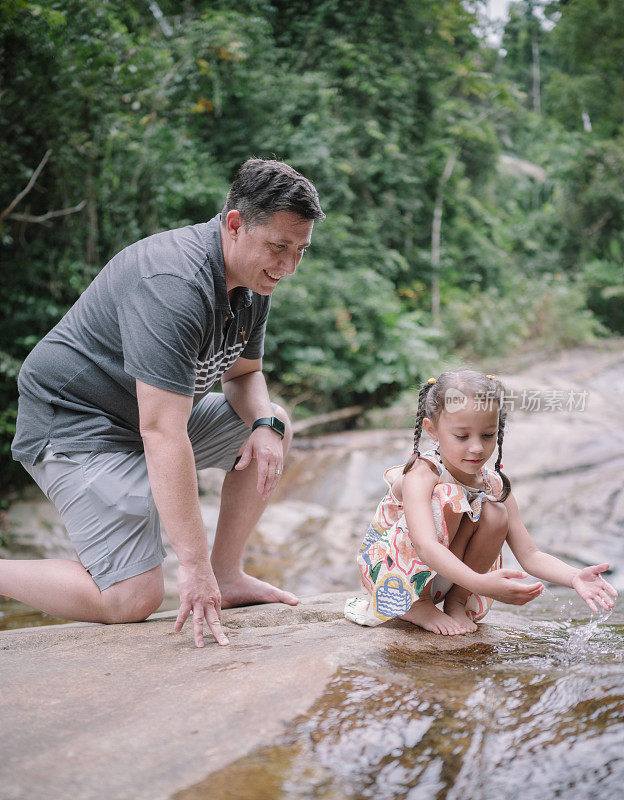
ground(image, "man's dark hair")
xmin=221 ymin=158 xmax=325 ymax=230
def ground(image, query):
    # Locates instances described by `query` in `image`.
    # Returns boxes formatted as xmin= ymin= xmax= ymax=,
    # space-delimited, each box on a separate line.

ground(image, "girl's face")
xmin=423 ymin=400 xmax=499 ymax=484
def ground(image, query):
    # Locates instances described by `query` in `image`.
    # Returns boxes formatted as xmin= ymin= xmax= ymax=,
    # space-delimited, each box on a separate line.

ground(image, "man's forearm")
xmin=222 ymin=370 xmax=274 ymax=427
xmin=142 ymin=430 xmax=209 ymax=567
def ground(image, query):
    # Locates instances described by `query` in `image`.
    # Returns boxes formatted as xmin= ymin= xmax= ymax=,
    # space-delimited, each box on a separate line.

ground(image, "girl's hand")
xmin=478 ymin=569 xmax=544 ymax=605
xmin=572 ymin=563 xmax=618 ymax=612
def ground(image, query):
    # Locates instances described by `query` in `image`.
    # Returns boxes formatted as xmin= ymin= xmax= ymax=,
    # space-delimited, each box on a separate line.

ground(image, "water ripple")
xmin=177 ymin=616 xmax=624 ymax=800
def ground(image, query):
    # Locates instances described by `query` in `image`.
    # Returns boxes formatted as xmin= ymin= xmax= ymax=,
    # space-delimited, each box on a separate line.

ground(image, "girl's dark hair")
xmin=403 ymin=368 xmax=511 ymax=501
xmin=222 ymin=158 xmax=325 ymax=230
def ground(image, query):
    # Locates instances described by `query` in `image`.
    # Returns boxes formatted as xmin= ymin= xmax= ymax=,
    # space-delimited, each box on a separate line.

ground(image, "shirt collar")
xmin=205 ymin=214 xmax=253 ymax=313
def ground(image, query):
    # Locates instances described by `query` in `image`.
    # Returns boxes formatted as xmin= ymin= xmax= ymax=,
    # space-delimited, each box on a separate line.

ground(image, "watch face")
xmin=272 ymin=417 xmax=286 ymax=436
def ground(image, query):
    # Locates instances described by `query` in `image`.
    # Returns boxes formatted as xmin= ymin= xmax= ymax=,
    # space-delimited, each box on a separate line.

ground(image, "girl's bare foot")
xmin=401 ymin=598 xmax=469 ymax=635
xmin=443 ymin=597 xmax=478 ymax=632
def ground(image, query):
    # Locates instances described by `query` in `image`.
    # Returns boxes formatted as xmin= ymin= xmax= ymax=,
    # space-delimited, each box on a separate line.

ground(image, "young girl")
xmin=345 ymin=369 xmax=617 ymax=635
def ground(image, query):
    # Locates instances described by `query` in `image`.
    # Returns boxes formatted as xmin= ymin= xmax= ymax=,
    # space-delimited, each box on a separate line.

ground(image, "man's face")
xmin=224 ymin=211 xmax=314 ymax=295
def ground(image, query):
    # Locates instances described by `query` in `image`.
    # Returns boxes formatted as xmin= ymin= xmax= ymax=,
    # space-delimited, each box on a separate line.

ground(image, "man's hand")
xmin=174 ymin=563 xmax=229 ymax=647
xmin=235 ymin=426 xmax=284 ymax=500
xmin=572 ymin=563 xmax=618 ymax=612
xmin=477 ymin=569 xmax=544 ymax=605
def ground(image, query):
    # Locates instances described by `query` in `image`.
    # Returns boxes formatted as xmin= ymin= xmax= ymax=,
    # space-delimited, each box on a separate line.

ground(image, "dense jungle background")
xmin=1 ymin=0 xmax=623 ymax=492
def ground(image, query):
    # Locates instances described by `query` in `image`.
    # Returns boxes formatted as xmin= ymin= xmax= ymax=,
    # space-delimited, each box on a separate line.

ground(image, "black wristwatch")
xmin=251 ymin=416 xmax=286 ymax=439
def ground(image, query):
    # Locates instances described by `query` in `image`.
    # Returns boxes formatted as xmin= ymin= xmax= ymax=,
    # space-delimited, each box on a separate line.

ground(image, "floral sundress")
xmin=344 ymin=448 xmax=504 ymax=627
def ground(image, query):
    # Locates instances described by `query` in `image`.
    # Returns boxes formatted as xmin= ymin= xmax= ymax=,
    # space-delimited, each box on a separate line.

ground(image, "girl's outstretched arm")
xmin=572 ymin=564 xmax=618 ymax=612
xmin=403 ymin=464 xmax=541 ymax=604
xmin=504 ymin=491 xmax=617 ymax=612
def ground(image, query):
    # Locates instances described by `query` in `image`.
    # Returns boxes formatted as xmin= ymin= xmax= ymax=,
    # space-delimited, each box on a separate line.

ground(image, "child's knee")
xmin=480 ymin=501 xmax=508 ymax=540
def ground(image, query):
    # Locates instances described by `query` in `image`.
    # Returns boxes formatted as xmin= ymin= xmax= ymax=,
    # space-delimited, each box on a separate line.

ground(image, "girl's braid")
xmin=413 ymin=382 xmax=434 ymax=456
xmin=403 ymin=380 xmax=435 ymax=475
xmin=494 ymin=410 xmax=505 ymax=472
xmin=494 ymin=407 xmax=511 ymax=501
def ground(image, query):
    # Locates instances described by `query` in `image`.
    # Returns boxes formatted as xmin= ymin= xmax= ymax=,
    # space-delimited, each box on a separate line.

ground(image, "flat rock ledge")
xmin=1 ymin=593 xmax=531 ymax=800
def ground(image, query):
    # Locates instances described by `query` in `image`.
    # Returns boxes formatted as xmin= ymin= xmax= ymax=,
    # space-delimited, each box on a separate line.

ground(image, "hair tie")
xmin=427 ymin=377 xmax=437 ymax=385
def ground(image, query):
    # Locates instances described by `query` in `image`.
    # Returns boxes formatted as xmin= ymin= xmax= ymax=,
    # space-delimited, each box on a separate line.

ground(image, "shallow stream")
xmin=177 ymin=597 xmax=624 ymax=800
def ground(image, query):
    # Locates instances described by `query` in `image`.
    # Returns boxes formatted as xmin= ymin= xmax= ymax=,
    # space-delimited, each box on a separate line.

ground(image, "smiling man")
xmin=3 ymin=158 xmax=324 ymax=647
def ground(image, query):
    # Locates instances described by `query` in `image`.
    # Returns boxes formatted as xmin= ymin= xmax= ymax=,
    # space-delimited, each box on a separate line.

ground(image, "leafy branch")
xmin=1 ymin=150 xmax=85 ymax=226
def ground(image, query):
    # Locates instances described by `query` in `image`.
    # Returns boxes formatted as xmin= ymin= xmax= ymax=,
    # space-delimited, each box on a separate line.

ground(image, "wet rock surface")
xmin=0 ymin=594 xmax=545 ymax=800
xmin=2 ymin=592 xmax=623 ymax=800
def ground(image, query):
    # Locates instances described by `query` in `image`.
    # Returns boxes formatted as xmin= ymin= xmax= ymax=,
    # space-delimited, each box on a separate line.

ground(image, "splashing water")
xmin=534 ymin=585 xmax=617 ymax=665
xmin=564 ymin=609 xmax=612 ymax=656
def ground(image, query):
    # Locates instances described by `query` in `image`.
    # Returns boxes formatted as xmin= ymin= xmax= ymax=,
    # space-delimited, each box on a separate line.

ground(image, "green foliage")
xmin=2 ymin=0 xmax=624 ymax=492
xmin=545 ymin=0 xmax=624 ymax=137
xmin=559 ymin=138 xmax=624 ymax=268
xmin=580 ymin=260 xmax=624 ymax=333
xmin=264 ymin=250 xmax=438 ymax=406
xmin=440 ymin=274 xmax=603 ymax=361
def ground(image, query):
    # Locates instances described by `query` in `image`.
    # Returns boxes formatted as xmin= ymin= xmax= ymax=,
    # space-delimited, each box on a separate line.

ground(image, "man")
xmin=2 ymin=158 xmax=324 ymax=647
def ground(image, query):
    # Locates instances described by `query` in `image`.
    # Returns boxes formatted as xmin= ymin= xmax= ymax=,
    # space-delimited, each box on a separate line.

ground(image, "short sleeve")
xmin=117 ymin=274 xmax=209 ymax=396
xmin=241 ymin=296 xmax=270 ymax=360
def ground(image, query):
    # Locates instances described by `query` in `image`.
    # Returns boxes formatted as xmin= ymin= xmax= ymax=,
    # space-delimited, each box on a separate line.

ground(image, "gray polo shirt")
xmin=12 ymin=215 xmax=270 ymax=464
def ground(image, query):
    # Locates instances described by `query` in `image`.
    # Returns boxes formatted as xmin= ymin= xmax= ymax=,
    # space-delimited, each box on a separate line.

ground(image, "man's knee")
xmin=100 ymin=568 xmax=164 ymax=623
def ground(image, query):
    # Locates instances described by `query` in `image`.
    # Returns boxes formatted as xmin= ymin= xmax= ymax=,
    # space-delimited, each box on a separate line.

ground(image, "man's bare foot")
xmin=443 ymin=597 xmax=478 ymax=633
xmin=401 ymin=598 xmax=469 ymax=635
xmin=216 ymin=570 xmax=299 ymax=609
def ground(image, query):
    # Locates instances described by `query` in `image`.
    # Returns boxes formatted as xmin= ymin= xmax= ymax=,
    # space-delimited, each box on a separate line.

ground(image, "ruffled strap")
xmin=432 ymin=483 xmax=488 ymax=522
xmin=483 ymin=467 xmax=504 ymax=500
xmin=419 ymin=449 xmax=444 ymax=476
xmin=383 ymin=464 xmax=404 ymax=490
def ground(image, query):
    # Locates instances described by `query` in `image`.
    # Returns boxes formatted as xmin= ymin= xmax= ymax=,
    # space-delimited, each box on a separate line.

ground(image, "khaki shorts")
xmin=21 ymin=393 xmax=256 ymax=591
